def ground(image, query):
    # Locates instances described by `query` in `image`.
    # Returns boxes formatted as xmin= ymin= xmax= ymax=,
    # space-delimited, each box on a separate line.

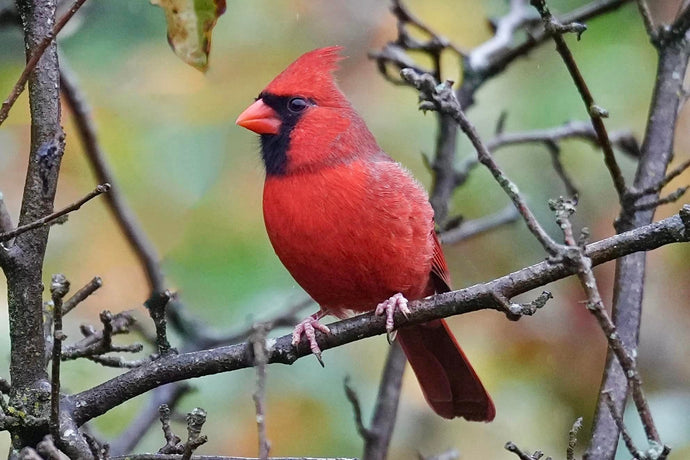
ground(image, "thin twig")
xmin=62 ymin=276 xmax=103 ymax=316
xmin=343 ymin=377 xmax=372 ymax=442
xmin=505 ymin=441 xmax=547 ymax=460
xmin=636 ymin=0 xmax=656 ymax=38
xmin=181 ymin=408 xmax=208 ymax=460
xmin=158 ymin=404 xmax=182 ymax=454
xmin=487 ymin=120 xmax=640 ymax=158
xmin=0 ymin=0 xmax=90 ymax=126
xmin=439 ymin=205 xmax=520 ymax=244
xmin=362 ymin=341 xmax=406 ymax=460
xmin=0 ymin=183 xmax=110 ymax=243
xmin=602 ymin=391 xmax=644 ymax=459
xmin=531 ymin=0 xmax=628 ymax=199
xmin=62 ymin=310 xmax=138 ymax=360
xmin=566 ymin=417 xmax=583 ymax=460
xmin=250 ymin=324 xmax=271 ymax=460
xmin=155 ymin=405 xmax=208 ymax=459
xmin=146 ymin=290 xmax=175 ymax=356
xmin=110 ymin=456 xmax=357 ymax=460
xmin=544 ymin=141 xmax=579 ymax=197
xmin=84 ymin=353 xmax=149 ymax=368
xmin=390 ymin=0 xmax=465 ymax=57
xmin=631 ymin=186 xmax=689 ymax=211
xmin=630 ymin=157 xmax=690 ymax=197
xmin=49 ymin=275 xmax=70 ymax=446
xmin=60 ymin=62 xmax=166 ymax=293
xmin=551 ymin=197 xmax=669 ymax=455
xmin=401 ymin=69 xmax=564 ymax=257
xmin=0 ymin=193 xmax=13 ymax=235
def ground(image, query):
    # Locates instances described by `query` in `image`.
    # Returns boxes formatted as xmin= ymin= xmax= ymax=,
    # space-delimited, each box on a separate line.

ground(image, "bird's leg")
xmin=292 ymin=310 xmax=331 ymax=366
xmin=375 ymin=293 xmax=411 ymax=341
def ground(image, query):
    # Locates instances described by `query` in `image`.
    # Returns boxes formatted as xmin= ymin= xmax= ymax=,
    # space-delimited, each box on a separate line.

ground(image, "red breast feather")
xmin=263 ymin=158 xmax=435 ymax=317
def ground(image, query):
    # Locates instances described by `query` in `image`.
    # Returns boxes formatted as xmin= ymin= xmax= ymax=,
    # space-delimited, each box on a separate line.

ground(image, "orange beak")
xmin=236 ymin=99 xmax=281 ymax=135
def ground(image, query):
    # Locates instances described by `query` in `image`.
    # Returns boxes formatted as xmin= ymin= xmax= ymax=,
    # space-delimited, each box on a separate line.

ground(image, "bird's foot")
xmin=375 ymin=293 xmax=411 ymax=341
xmin=292 ymin=312 xmax=331 ymax=367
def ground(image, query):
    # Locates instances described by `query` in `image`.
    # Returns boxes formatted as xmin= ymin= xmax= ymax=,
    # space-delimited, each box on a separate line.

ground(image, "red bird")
xmin=236 ymin=47 xmax=494 ymax=421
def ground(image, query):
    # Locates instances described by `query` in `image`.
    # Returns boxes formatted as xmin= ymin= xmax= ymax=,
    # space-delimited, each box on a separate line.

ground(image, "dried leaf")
xmin=151 ymin=0 xmax=227 ymax=72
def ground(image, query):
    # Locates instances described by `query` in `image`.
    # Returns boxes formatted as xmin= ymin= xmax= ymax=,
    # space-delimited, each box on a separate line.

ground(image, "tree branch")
xmin=362 ymin=342 xmax=406 ymax=460
xmin=585 ymin=28 xmax=690 ymax=460
xmin=531 ymin=0 xmax=627 ymax=199
xmin=0 ymin=0 xmax=89 ymax=126
xmin=402 ymin=70 xmax=565 ymax=257
xmin=0 ymin=184 xmax=109 ymax=243
xmin=439 ymin=205 xmax=520 ymax=245
xmin=69 ymin=207 xmax=690 ymax=426
xmin=2 ymin=0 xmax=66 ymax=448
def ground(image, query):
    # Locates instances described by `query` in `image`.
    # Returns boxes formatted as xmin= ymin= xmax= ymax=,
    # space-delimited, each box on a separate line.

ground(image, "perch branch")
xmin=69 ymin=207 xmax=690 ymax=426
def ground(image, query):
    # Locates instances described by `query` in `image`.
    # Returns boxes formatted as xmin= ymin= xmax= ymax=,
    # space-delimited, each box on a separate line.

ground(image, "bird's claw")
xmin=375 ymin=293 xmax=411 ymax=340
xmin=292 ymin=314 xmax=330 ymax=367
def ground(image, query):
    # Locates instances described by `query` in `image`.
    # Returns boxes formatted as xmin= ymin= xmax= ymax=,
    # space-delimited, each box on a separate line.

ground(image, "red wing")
xmin=430 ymin=229 xmax=452 ymax=293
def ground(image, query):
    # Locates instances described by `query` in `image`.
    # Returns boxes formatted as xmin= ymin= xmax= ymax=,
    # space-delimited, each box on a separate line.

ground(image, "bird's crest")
xmin=263 ymin=46 xmax=348 ymax=106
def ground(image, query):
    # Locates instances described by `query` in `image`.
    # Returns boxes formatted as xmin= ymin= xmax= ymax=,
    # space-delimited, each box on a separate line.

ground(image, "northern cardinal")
xmin=236 ymin=47 xmax=494 ymax=421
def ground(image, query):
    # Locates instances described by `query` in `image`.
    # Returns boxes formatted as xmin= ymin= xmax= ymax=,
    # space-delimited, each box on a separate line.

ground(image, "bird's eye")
xmin=287 ymin=97 xmax=309 ymax=113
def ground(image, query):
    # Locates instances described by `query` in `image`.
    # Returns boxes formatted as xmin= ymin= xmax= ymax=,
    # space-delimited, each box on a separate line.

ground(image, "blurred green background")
xmin=1 ymin=0 xmax=689 ymax=458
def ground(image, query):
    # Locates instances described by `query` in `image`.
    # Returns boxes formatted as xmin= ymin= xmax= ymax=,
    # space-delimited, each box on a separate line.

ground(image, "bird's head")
xmin=236 ymin=47 xmax=378 ymax=176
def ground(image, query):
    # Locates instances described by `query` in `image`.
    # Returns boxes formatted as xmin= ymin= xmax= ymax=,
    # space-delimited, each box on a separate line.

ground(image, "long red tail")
xmin=397 ymin=319 xmax=495 ymax=421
